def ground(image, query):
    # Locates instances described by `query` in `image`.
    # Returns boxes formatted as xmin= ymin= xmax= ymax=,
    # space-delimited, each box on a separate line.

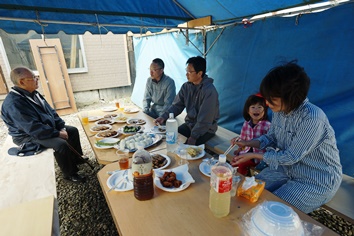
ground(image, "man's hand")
xmin=154 ymin=117 xmax=165 ymax=126
xmin=186 ymin=137 xmax=197 ymax=145
xmin=59 ymin=130 xmax=68 ymax=140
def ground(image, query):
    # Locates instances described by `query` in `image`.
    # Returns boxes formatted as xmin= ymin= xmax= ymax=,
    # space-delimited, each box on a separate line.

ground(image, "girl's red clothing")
xmin=236 ymin=120 xmax=271 ymax=175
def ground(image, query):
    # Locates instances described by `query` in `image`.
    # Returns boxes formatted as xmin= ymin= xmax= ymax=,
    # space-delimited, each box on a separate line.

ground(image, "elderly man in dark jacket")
xmin=1 ymin=66 xmax=87 ymax=183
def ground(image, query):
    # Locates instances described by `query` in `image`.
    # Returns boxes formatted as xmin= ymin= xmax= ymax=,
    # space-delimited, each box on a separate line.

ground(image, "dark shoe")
xmin=64 ymin=173 xmax=86 ymax=183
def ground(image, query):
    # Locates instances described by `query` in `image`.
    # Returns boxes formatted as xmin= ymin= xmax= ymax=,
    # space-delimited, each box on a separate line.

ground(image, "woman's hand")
xmin=231 ymin=153 xmax=263 ymax=167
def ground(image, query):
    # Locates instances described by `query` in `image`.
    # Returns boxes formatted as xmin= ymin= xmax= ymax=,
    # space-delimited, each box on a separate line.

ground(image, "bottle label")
xmin=131 ymin=162 xmax=152 ymax=176
xmin=216 ymin=177 xmax=232 ymax=193
xmin=166 ymin=131 xmax=176 ymax=144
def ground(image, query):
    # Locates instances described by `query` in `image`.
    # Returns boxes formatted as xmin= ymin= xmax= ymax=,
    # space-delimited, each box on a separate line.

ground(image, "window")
xmin=0 ymin=30 xmax=87 ymax=73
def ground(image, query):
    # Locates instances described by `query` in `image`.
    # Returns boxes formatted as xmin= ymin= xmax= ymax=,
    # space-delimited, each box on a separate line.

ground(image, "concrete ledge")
xmin=323 ymin=174 xmax=354 ymax=224
xmin=0 ymin=136 xmax=59 ymax=235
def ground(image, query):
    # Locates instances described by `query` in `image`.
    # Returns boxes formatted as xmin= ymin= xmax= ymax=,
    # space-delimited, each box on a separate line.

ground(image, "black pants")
xmin=13 ymin=125 xmax=84 ymax=176
xmin=178 ymin=123 xmax=215 ymax=145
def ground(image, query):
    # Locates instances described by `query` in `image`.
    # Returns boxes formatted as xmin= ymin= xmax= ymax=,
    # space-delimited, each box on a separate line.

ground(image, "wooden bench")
xmin=0 ymin=136 xmax=60 ymax=235
xmin=323 ymin=174 xmax=354 ymax=224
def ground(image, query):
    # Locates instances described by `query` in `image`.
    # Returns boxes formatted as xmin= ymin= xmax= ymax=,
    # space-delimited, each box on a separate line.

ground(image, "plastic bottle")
xmin=131 ymin=144 xmax=154 ymax=200
xmin=166 ymin=113 xmax=178 ymax=152
xmin=209 ymin=154 xmax=233 ymax=217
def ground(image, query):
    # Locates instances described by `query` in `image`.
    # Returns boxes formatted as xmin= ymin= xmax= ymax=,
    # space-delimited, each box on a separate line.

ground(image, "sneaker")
xmin=64 ymin=173 xmax=86 ymax=183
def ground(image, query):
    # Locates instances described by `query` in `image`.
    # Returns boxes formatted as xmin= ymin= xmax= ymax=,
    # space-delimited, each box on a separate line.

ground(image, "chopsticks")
xmin=224 ymin=143 xmax=237 ymax=156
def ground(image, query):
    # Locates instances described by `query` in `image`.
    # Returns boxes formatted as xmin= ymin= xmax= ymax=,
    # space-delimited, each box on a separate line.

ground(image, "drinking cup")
xmin=81 ymin=111 xmax=88 ymax=125
xmin=115 ymin=100 xmax=120 ymax=109
xmin=178 ymin=149 xmax=189 ymax=166
xmin=116 ymin=149 xmax=129 ymax=170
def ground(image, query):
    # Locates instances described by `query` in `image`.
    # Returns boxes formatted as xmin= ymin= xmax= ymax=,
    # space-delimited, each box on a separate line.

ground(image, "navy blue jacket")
xmin=1 ymin=87 xmax=65 ymax=141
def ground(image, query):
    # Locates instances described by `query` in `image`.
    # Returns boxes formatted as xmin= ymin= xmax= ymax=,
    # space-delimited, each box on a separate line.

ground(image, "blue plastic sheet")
xmin=132 ymin=4 xmax=354 ymax=176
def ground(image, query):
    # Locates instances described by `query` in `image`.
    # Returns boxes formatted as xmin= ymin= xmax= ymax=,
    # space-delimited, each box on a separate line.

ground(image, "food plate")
xmin=89 ymin=124 xmax=112 ymax=133
xmin=88 ymin=116 xmax=103 ymax=122
xmin=116 ymin=133 xmax=162 ymax=152
xmin=175 ymin=144 xmax=206 ymax=160
xmin=118 ymin=125 xmax=144 ymax=135
xmin=150 ymin=125 xmax=166 ymax=134
xmin=106 ymin=170 xmax=133 ymax=192
xmin=114 ymin=116 xmax=129 ymax=123
xmin=94 ymin=138 xmax=120 ymax=149
xmin=124 ymin=107 xmax=140 ymax=113
xmin=101 ymin=106 xmax=118 ymax=112
xmin=103 ymin=113 xmax=118 ymax=119
xmin=126 ymin=118 xmax=146 ymax=125
xmin=151 ymin=153 xmax=171 ymax=170
xmin=154 ymin=165 xmax=195 ymax=192
xmin=95 ymin=130 xmax=120 ymax=139
xmin=95 ymin=119 xmax=115 ymax=125
xmin=199 ymin=159 xmax=218 ymax=177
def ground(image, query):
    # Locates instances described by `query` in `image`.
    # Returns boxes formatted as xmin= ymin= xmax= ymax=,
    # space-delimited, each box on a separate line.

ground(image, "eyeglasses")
xmin=149 ymin=68 xmax=162 ymax=72
xmin=186 ymin=70 xmax=196 ymax=75
xmin=21 ymin=75 xmax=39 ymax=81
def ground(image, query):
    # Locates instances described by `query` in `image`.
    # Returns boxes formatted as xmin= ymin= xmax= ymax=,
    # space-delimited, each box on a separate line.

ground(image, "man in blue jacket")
xmin=1 ymin=66 xmax=87 ymax=183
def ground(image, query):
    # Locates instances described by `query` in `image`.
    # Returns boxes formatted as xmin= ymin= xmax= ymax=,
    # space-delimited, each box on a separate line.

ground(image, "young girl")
xmin=230 ymin=93 xmax=271 ymax=176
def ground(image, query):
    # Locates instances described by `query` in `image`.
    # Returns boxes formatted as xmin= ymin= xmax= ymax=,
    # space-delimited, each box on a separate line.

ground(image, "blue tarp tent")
xmin=131 ymin=3 xmax=354 ymax=177
xmin=0 ymin=1 xmax=353 ymax=176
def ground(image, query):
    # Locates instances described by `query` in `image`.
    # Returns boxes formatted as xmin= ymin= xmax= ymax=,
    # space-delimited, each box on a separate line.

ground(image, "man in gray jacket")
xmin=155 ymin=56 xmax=219 ymax=145
xmin=143 ymin=58 xmax=176 ymax=119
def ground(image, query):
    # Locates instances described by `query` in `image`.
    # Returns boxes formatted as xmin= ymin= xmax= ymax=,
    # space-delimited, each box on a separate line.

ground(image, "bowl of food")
xmin=90 ymin=124 xmax=112 ymax=133
xmin=95 ymin=119 xmax=114 ymax=125
xmin=250 ymin=201 xmax=304 ymax=236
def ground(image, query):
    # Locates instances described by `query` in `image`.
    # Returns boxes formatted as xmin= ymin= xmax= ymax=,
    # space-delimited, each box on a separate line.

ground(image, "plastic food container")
xmin=250 ymin=201 xmax=304 ymax=236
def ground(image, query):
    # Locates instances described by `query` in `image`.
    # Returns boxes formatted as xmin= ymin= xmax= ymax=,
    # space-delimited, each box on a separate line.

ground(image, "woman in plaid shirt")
xmin=230 ymin=94 xmax=271 ymax=175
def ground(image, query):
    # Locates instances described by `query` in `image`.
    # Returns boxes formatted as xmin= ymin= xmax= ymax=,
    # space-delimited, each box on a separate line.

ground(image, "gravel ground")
xmin=0 ymin=102 xmax=353 ymax=235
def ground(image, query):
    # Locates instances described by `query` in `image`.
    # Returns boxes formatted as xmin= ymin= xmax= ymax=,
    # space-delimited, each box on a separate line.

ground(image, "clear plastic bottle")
xmin=131 ymin=144 xmax=154 ymax=201
xmin=166 ymin=113 xmax=178 ymax=152
xmin=209 ymin=154 xmax=233 ymax=217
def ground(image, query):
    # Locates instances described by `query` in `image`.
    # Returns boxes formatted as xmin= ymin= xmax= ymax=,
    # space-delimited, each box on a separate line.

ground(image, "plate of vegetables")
xmin=118 ymin=125 xmax=144 ymax=135
xmin=94 ymin=138 xmax=120 ymax=149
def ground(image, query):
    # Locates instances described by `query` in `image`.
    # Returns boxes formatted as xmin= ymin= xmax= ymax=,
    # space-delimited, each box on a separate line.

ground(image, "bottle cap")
xmin=219 ymin=154 xmax=226 ymax=163
xmin=169 ymin=113 xmax=174 ymax=119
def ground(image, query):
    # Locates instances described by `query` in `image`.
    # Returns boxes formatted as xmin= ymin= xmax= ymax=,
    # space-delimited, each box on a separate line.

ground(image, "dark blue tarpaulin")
xmin=132 ymin=3 xmax=354 ymax=176
xmin=0 ymin=0 xmax=326 ymax=34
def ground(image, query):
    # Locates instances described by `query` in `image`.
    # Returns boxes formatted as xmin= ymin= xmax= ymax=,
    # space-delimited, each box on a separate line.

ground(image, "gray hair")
xmin=10 ymin=66 xmax=33 ymax=85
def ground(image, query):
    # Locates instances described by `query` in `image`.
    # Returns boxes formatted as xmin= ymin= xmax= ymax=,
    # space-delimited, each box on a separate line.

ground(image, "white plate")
xmin=103 ymin=113 xmax=119 ymax=119
xmin=89 ymin=124 xmax=112 ymax=133
xmin=88 ymin=116 xmax=103 ymax=122
xmin=95 ymin=119 xmax=115 ymax=126
xmin=151 ymin=154 xmax=171 ymax=170
xmin=106 ymin=170 xmax=133 ymax=192
xmin=176 ymin=145 xmax=206 ymax=160
xmin=113 ymin=116 xmax=129 ymax=123
xmin=150 ymin=126 xmax=166 ymax=134
xmin=102 ymin=107 xmax=118 ymax=112
xmin=154 ymin=167 xmax=193 ymax=192
xmin=199 ymin=160 xmax=218 ymax=177
xmin=124 ymin=107 xmax=139 ymax=113
xmin=95 ymin=130 xmax=120 ymax=139
xmin=116 ymin=133 xmax=162 ymax=152
xmin=126 ymin=118 xmax=146 ymax=125
xmin=94 ymin=137 xmax=120 ymax=149
xmin=118 ymin=125 xmax=144 ymax=135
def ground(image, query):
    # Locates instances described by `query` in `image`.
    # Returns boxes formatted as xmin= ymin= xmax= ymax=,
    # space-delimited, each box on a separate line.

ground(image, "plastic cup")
xmin=81 ymin=111 xmax=88 ymax=125
xmin=178 ymin=149 xmax=189 ymax=165
xmin=115 ymin=100 xmax=120 ymax=109
xmin=116 ymin=149 xmax=129 ymax=170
